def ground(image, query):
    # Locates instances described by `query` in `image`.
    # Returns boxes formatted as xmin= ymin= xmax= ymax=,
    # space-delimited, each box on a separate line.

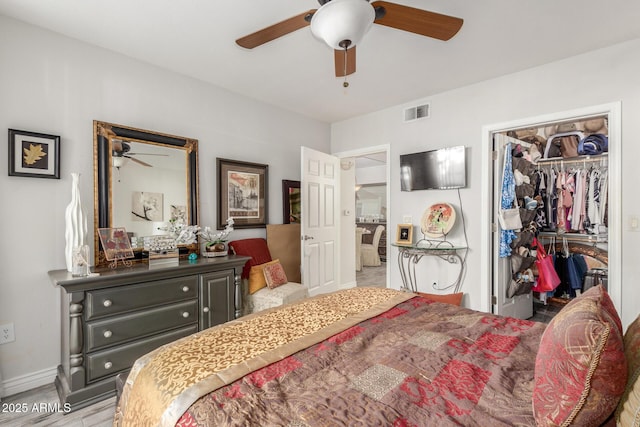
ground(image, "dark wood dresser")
xmin=48 ymin=255 xmax=250 ymax=411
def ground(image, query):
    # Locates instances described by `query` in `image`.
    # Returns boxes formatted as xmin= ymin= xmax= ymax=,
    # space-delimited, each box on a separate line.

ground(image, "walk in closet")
xmin=486 ymin=103 xmax=620 ymax=320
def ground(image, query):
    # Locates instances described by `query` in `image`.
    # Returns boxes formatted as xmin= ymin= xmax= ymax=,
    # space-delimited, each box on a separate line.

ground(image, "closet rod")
xmin=538 ymin=231 xmax=608 ymax=244
xmin=536 ymin=153 xmax=608 ymax=168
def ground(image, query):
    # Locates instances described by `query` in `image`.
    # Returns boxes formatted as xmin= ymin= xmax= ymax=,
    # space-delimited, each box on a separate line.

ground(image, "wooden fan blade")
xmin=372 ymin=1 xmax=463 ymax=41
xmin=127 ymin=156 xmax=152 ymax=167
xmin=112 ymin=139 xmax=123 ymax=152
xmin=334 ymin=47 xmax=356 ymax=77
xmin=236 ymin=10 xmax=316 ymax=49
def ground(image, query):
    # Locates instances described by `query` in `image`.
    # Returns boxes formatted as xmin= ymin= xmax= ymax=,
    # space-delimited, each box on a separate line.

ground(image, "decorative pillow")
xmin=533 ymin=285 xmax=627 ymax=427
xmin=228 ymin=238 xmax=272 ymax=279
xmin=248 ymin=259 xmax=280 ymax=294
xmin=616 ymin=314 xmax=640 ymax=427
xmin=415 ymin=292 xmax=464 ymax=306
xmin=263 ymin=261 xmax=288 ymax=289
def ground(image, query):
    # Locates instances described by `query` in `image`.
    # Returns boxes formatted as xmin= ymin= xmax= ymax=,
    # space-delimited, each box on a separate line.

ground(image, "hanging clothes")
xmin=499 ymin=142 xmax=518 ymax=257
xmin=537 ymin=162 xmax=607 ymax=235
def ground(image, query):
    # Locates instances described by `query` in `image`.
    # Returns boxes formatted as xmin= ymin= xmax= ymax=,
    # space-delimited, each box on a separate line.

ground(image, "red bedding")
xmin=175 ymin=295 xmax=545 ymax=426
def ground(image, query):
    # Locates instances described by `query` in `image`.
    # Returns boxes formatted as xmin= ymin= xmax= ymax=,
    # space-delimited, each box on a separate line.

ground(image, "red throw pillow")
xmin=263 ymin=261 xmax=288 ymax=289
xmin=533 ymin=286 xmax=627 ymax=427
xmin=228 ymin=238 xmax=272 ymax=279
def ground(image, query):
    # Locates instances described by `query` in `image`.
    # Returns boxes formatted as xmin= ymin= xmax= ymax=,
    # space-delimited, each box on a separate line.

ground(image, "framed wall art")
xmin=282 ymin=179 xmax=301 ymax=224
xmin=131 ymin=191 xmax=164 ymax=221
xmin=396 ymin=224 xmax=413 ymax=246
xmin=8 ymin=129 xmax=60 ymax=179
xmin=217 ymin=158 xmax=268 ymax=229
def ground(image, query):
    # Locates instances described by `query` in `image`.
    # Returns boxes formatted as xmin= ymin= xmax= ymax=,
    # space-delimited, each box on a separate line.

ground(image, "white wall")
xmin=0 ymin=15 xmax=330 ymax=395
xmin=331 ymin=38 xmax=640 ymax=330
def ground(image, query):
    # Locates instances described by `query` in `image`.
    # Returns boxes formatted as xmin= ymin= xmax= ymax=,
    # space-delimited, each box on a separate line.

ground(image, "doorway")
xmin=336 ymin=145 xmax=390 ymax=289
xmin=480 ymin=103 xmax=621 ymax=319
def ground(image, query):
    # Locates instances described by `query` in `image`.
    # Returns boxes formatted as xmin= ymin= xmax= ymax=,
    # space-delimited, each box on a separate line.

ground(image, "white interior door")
xmin=492 ymin=133 xmax=533 ymax=318
xmin=301 ymin=147 xmax=339 ymax=296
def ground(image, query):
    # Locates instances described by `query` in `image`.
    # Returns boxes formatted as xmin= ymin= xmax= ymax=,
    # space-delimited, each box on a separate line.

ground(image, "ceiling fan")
xmin=112 ymin=140 xmax=166 ymax=168
xmin=236 ymin=0 xmax=463 ymax=82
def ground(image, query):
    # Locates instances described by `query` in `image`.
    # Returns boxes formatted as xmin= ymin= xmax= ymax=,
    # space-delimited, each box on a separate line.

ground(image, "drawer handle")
xmin=103 ymin=299 xmax=112 ymax=308
xmin=103 ymin=330 xmax=112 ymax=338
xmin=182 ymin=286 xmax=190 ymax=292
xmin=104 ymin=361 xmax=113 ymax=370
xmin=182 ymin=311 xmax=190 ymax=318
xmin=203 ymin=307 xmax=209 ymax=313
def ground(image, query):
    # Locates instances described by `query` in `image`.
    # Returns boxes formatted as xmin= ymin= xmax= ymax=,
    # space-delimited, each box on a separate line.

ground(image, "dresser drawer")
xmin=85 ymin=300 xmax=198 ymax=352
xmin=86 ymin=324 xmax=198 ymax=383
xmin=85 ymin=275 xmax=198 ymax=320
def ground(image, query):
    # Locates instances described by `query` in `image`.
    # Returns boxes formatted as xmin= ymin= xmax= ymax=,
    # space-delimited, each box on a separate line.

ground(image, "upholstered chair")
xmin=361 ymin=225 xmax=384 ymax=267
xmin=355 ymin=227 xmax=364 ymax=271
xmin=228 ymin=238 xmax=308 ymax=315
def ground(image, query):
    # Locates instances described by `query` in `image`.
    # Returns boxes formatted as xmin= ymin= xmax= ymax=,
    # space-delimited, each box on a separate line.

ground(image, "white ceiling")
xmin=1 ymin=0 xmax=639 ymax=123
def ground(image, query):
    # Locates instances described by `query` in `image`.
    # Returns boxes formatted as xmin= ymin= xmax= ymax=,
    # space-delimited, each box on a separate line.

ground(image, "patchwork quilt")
xmin=115 ymin=287 xmax=545 ymax=427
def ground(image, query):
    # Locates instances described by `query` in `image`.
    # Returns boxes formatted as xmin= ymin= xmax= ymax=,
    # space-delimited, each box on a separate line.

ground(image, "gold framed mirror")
xmin=93 ymin=121 xmax=199 ymax=267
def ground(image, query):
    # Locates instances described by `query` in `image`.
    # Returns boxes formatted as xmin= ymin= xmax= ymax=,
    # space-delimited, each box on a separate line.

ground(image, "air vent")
xmin=403 ymin=103 xmax=430 ymax=122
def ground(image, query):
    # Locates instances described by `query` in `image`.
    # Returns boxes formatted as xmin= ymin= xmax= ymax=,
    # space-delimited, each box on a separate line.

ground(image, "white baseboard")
xmin=1 ymin=366 xmax=57 ymax=398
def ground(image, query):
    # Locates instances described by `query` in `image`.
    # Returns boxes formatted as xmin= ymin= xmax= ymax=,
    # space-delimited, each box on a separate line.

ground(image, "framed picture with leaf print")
xmin=8 ymin=129 xmax=60 ymax=179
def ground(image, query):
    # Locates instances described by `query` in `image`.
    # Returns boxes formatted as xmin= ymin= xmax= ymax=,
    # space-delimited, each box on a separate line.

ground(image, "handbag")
xmin=559 ymin=135 xmax=580 ymax=158
xmin=543 ymin=131 xmax=585 ymax=158
xmin=499 ymin=199 xmax=522 ymax=231
xmin=532 ymin=238 xmax=561 ymax=292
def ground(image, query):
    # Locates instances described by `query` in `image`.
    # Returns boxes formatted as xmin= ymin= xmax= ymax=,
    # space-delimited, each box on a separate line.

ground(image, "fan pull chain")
xmin=343 ymin=47 xmax=349 ymax=88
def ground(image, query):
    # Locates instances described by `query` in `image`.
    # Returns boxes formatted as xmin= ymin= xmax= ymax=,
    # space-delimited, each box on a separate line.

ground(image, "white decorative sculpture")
xmin=65 ymin=173 xmax=88 ymax=272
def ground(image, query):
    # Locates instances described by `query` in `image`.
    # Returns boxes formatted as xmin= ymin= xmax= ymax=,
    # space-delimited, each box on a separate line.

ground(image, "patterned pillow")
xmin=533 ymin=285 xmax=627 ymax=427
xmin=263 ymin=261 xmax=288 ymax=289
xmin=248 ymin=259 xmax=280 ymax=294
xmin=616 ymin=314 xmax=640 ymax=427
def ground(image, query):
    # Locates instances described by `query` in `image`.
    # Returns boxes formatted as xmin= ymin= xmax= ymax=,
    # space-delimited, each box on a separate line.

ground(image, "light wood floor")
xmin=0 ymin=383 xmax=115 ymax=427
xmin=356 ymin=262 xmax=387 ymax=288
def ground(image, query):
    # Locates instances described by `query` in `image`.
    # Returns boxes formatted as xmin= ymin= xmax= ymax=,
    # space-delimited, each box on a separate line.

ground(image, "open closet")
xmin=486 ymin=103 xmax=620 ymax=320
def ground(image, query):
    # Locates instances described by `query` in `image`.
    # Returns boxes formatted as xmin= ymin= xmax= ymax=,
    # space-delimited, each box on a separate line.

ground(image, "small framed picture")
xmin=98 ymin=227 xmax=135 ymax=261
xmin=282 ymin=179 xmax=301 ymax=224
xmin=8 ymin=129 xmax=60 ymax=179
xmin=396 ymin=224 xmax=413 ymax=245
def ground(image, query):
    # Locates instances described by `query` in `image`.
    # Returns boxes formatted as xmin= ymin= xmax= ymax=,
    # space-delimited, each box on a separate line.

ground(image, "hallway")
xmin=356 ymin=262 xmax=387 ymax=288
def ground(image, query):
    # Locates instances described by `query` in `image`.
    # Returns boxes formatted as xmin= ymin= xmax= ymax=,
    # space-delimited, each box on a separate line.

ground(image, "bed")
xmin=113 ymin=286 xmax=639 ymax=427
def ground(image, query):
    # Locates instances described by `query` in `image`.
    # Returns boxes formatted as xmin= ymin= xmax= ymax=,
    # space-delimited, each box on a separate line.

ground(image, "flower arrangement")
xmin=198 ymin=218 xmax=234 ymax=248
xmin=158 ymin=219 xmax=200 ymax=245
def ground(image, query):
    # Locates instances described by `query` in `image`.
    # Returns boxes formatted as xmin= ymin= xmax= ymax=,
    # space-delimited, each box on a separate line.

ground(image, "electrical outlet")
xmin=0 ymin=323 xmax=15 ymax=344
xmin=403 ymin=215 xmax=413 ymax=224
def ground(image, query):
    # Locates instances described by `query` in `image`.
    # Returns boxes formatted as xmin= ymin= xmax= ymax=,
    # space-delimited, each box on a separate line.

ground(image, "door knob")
xmin=302 ymin=235 xmax=314 ymax=241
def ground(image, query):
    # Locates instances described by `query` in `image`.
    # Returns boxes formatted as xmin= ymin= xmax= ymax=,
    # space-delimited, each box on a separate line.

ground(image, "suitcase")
xmin=582 ymin=268 xmax=608 ymax=291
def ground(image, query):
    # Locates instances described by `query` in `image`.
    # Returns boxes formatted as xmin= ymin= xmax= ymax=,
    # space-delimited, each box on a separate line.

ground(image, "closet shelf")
xmin=538 ymin=231 xmax=607 ymax=243
xmin=536 ymin=153 xmax=608 ymax=167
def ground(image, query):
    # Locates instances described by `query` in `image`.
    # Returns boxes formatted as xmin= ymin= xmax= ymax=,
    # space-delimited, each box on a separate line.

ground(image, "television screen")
xmin=400 ymin=146 xmax=466 ymax=191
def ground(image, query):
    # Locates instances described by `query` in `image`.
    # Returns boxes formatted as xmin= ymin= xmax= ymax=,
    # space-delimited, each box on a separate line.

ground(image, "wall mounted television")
xmin=400 ymin=145 xmax=467 ymax=191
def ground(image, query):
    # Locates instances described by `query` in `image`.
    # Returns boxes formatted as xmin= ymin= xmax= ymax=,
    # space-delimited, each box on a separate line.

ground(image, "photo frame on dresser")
xmin=217 ymin=158 xmax=268 ymax=229
xmin=8 ymin=129 xmax=60 ymax=179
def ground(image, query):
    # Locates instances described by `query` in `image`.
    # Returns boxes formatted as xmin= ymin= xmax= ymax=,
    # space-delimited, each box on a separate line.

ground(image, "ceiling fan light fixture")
xmin=112 ymin=156 xmax=128 ymax=168
xmin=310 ymin=0 xmax=375 ymax=50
